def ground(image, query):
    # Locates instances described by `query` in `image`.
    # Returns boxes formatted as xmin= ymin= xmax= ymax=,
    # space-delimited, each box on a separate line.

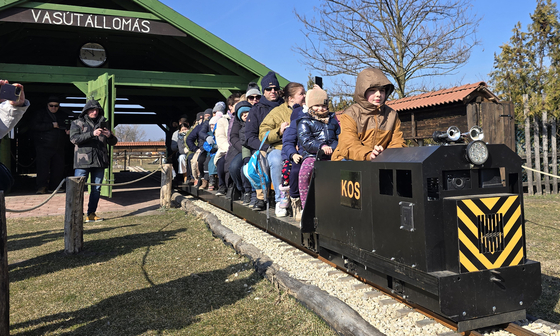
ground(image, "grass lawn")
xmin=7 ymin=209 xmax=336 ymax=336
xmin=524 ymin=193 xmax=560 ymax=323
xmin=7 ymin=193 xmax=560 ymax=335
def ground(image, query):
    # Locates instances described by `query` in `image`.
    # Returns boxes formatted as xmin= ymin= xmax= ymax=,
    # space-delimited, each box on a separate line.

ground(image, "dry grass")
xmin=7 ymin=209 xmax=336 ymax=336
xmin=524 ymin=193 xmax=560 ymax=323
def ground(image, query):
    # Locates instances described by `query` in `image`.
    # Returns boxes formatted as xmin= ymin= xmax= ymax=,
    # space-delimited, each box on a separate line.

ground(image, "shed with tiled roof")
xmin=386 ymin=82 xmax=514 ymax=150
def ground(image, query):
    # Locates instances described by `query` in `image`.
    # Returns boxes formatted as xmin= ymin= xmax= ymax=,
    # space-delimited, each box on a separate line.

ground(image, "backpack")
xmin=243 ymin=131 xmax=271 ymax=199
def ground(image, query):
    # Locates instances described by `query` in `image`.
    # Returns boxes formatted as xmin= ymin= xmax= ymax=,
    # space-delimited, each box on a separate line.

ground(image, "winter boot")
xmin=208 ymin=175 xmax=216 ymax=191
xmin=291 ymin=197 xmax=302 ymax=223
xmin=278 ymin=185 xmax=290 ymax=209
xmin=198 ymin=178 xmax=208 ymax=190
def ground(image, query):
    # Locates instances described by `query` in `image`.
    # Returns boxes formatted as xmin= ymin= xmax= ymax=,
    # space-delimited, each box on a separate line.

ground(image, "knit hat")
xmin=306 ymin=87 xmax=328 ymax=107
xmin=261 ymin=71 xmax=280 ymax=90
xmin=203 ymin=108 xmax=212 ymax=117
xmin=47 ymin=96 xmax=60 ymax=104
xmin=213 ymin=101 xmax=226 ymax=114
xmin=246 ymin=82 xmax=261 ymax=97
xmin=209 ymin=115 xmax=220 ymax=126
xmin=235 ymin=101 xmax=252 ymax=120
xmin=196 ymin=112 xmax=204 ymax=120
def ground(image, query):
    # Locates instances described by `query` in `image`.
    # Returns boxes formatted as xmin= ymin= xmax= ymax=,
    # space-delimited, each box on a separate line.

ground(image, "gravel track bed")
xmin=192 ymin=199 xmax=559 ymax=336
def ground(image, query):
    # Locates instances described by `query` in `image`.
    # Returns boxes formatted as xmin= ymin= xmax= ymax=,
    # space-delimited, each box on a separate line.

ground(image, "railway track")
xmin=184 ymin=192 xmax=557 ymax=336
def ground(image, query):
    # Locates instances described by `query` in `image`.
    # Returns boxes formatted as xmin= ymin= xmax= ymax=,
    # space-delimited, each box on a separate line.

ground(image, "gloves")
xmin=292 ymin=153 xmax=303 ymax=164
xmin=206 ymin=136 xmax=214 ymax=145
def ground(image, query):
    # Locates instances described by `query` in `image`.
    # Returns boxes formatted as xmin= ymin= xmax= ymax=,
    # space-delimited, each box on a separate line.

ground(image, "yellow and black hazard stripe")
xmin=457 ymin=195 xmax=524 ymax=273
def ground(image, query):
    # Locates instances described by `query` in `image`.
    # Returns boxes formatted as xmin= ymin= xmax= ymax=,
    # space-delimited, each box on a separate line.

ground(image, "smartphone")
xmin=315 ymin=76 xmax=323 ymax=89
xmin=0 ymin=84 xmax=21 ymax=101
xmin=99 ymin=121 xmax=108 ymax=129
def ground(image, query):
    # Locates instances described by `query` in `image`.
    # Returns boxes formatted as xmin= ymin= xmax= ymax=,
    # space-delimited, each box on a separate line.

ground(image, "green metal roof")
xmin=0 ymin=0 xmax=289 ymax=124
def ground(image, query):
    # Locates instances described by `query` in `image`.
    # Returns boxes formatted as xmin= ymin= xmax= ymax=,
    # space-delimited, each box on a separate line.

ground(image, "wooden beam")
xmin=0 ymin=63 xmax=249 ymax=90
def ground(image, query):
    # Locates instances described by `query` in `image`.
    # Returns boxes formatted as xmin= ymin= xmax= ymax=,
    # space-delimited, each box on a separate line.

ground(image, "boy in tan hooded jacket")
xmin=332 ymin=68 xmax=405 ymax=161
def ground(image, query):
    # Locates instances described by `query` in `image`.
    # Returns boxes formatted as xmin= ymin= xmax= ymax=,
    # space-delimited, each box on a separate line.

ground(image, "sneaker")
xmin=249 ymin=191 xmax=257 ymax=207
xmin=252 ymin=199 xmax=266 ymax=211
xmin=278 ymin=186 xmax=290 ymax=209
xmin=242 ymin=192 xmax=252 ymax=204
xmin=275 ymin=202 xmax=288 ymax=217
xmin=86 ymin=213 xmax=103 ymax=223
xmin=216 ymin=185 xmax=227 ymax=196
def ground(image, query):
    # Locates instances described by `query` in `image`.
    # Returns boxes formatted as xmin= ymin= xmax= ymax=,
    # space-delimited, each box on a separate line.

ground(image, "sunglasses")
xmin=264 ymin=87 xmax=279 ymax=92
xmin=248 ymin=95 xmax=261 ymax=100
xmin=49 ymin=104 xmax=59 ymax=108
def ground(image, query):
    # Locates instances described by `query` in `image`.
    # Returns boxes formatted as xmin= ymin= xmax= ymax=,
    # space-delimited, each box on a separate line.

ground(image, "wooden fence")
xmin=522 ymin=94 xmax=559 ymax=195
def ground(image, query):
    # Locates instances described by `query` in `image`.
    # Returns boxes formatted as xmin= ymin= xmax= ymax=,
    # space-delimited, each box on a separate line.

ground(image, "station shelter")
xmin=0 ymin=0 xmax=288 ymax=196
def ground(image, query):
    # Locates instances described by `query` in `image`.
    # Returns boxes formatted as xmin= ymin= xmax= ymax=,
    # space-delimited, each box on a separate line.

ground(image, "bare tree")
xmin=114 ymin=124 xmax=147 ymax=142
xmin=294 ymin=0 xmax=481 ymax=98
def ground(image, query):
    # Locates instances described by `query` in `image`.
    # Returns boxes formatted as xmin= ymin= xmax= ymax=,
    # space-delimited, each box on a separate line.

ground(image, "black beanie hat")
xmin=196 ymin=112 xmax=204 ymax=120
xmin=203 ymin=108 xmax=212 ymax=116
xmin=47 ymin=95 xmax=60 ymax=103
xmin=261 ymin=71 xmax=280 ymax=89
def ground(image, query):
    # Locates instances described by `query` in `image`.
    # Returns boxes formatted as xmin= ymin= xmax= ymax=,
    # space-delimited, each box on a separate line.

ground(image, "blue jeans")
xmin=75 ymin=167 xmax=105 ymax=215
xmin=267 ymin=149 xmax=283 ymax=202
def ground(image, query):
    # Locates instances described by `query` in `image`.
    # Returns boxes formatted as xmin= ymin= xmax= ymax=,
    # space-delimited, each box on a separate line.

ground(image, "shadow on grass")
xmin=11 ymin=263 xmax=258 ymax=336
xmin=8 ymin=227 xmax=186 ymax=282
xmin=529 ymin=273 xmax=560 ymax=324
xmin=7 ymin=224 xmax=141 ymax=253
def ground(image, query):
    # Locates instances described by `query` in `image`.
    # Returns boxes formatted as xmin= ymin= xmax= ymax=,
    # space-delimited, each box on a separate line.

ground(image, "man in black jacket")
xmin=244 ymin=71 xmax=284 ymax=210
xmin=70 ymin=99 xmax=118 ymax=222
xmin=31 ymin=96 xmax=73 ymax=194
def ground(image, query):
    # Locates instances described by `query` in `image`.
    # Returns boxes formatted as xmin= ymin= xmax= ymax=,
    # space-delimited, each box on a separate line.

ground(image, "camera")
xmin=0 ymin=83 xmax=21 ymax=101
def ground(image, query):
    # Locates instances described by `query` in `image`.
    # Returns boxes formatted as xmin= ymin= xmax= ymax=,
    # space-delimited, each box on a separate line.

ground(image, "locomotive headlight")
xmin=466 ymin=140 xmax=488 ymax=165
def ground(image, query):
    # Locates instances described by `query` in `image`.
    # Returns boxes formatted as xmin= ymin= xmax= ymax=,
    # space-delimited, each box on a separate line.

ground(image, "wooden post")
xmin=160 ymin=163 xmax=173 ymax=208
xmin=533 ymin=114 xmax=542 ymax=195
xmin=0 ymin=192 xmax=9 ymax=336
xmin=542 ymin=93 xmax=550 ymax=195
xmin=524 ymin=94 xmax=533 ymax=195
xmin=64 ymin=176 xmax=85 ymax=254
xmin=552 ymin=116 xmax=558 ymax=194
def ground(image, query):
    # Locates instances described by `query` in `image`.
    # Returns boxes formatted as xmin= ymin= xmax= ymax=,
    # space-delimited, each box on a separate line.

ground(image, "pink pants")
xmin=298 ymin=157 xmax=315 ymax=209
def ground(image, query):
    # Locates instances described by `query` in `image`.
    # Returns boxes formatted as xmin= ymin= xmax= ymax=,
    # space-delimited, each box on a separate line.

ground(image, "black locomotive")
xmin=182 ymin=127 xmax=541 ymax=332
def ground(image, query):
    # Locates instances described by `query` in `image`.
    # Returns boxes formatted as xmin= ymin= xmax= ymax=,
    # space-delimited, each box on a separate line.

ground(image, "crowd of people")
xmin=2 ymin=67 xmax=405 ymax=224
xmin=171 ymin=68 xmax=406 ymax=222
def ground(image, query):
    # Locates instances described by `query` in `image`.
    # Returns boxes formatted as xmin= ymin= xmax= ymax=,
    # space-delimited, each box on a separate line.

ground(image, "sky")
xmin=141 ymin=0 xmax=543 ymax=140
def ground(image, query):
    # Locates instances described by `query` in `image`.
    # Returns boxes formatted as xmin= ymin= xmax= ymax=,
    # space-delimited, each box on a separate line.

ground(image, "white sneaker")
xmin=275 ymin=203 xmax=288 ymax=217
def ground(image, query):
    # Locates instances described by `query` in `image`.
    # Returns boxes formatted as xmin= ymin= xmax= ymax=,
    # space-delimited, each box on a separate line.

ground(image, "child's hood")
xmin=353 ymin=68 xmax=394 ymax=111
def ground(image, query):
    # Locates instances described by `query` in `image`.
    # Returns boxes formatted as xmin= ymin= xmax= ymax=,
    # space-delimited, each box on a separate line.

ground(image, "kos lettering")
xmin=341 ymin=180 xmax=361 ymax=200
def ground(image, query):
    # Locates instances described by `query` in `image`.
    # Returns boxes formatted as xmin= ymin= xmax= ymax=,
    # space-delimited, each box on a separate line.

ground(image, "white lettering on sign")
xmin=30 ymin=9 xmax=152 ymax=34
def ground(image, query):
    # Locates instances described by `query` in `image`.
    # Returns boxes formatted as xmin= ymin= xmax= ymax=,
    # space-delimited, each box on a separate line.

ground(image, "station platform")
xmin=4 ymin=171 xmax=162 ymax=220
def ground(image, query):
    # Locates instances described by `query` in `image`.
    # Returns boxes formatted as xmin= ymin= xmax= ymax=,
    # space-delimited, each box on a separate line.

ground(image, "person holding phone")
xmin=31 ymin=96 xmax=73 ymax=194
xmin=0 ymin=79 xmax=29 ymax=139
xmin=69 ymin=99 xmax=117 ymax=222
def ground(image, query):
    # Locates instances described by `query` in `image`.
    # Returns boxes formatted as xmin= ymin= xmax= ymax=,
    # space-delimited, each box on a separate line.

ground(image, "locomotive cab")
xmin=313 ymin=142 xmax=541 ymax=331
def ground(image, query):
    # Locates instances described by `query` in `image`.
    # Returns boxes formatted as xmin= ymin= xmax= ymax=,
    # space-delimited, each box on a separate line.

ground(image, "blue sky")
xmin=142 ymin=0 xmax=542 ymax=140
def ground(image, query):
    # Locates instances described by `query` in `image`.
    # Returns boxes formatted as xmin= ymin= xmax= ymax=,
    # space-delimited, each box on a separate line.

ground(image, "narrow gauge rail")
xmin=180 ymin=186 xmax=542 ymax=336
